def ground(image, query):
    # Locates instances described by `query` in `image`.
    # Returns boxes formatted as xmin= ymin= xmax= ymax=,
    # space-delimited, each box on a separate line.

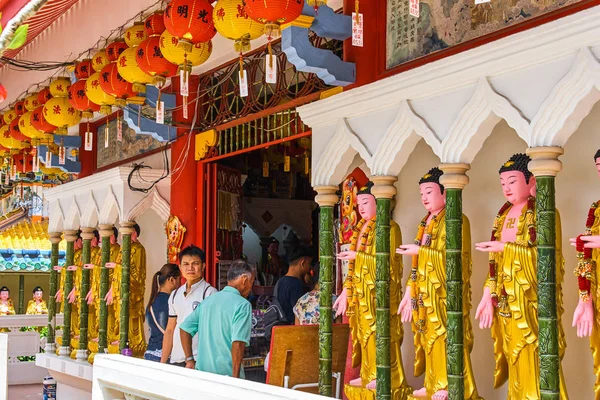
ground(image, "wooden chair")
xmin=266 ymin=324 xmax=349 ymax=398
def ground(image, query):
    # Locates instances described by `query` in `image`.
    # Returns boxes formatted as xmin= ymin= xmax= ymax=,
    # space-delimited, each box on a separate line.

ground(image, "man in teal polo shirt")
xmin=180 ymin=260 xmax=255 ymax=378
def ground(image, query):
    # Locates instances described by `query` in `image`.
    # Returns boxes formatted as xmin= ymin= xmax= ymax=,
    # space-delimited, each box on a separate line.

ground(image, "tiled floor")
xmin=7 ymin=384 xmax=42 ymax=399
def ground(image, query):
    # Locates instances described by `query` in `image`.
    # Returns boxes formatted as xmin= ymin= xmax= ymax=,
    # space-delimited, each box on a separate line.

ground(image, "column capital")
xmin=49 ymin=232 xmax=62 ymax=244
xmin=63 ymin=230 xmax=78 ymax=242
xmin=80 ymin=227 xmax=95 ymax=241
xmin=314 ymin=185 xmax=339 ymax=207
xmin=371 ymin=176 xmax=398 ymax=199
xmin=98 ymin=224 xmax=114 ymax=238
xmin=439 ymin=163 xmax=471 ymax=190
xmin=119 ymin=221 xmax=136 ymax=236
xmin=526 ymin=146 xmax=564 ymax=177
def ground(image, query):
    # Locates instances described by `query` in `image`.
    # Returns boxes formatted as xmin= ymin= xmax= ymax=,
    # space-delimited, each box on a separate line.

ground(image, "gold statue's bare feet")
xmin=349 ymin=377 xmax=362 ymax=387
xmin=413 ymin=387 xmax=427 ymax=397
xmin=432 ymin=390 xmax=448 ymax=400
xmin=365 ymin=379 xmax=376 ymax=390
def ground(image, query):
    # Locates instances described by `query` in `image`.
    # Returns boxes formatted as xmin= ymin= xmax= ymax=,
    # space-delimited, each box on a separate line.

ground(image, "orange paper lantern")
xmin=99 ymin=63 xmax=136 ymax=106
xmin=145 ymin=11 xmax=166 ymax=36
xmin=136 ymin=36 xmax=178 ymax=87
xmin=9 ymin=116 xmax=28 ymax=141
xmin=75 ymin=59 xmax=94 ymax=80
xmin=68 ymin=80 xmax=101 ymax=118
xmin=14 ymin=100 xmax=25 ymax=116
xmin=37 ymin=87 xmax=52 ymax=105
xmin=164 ymin=0 xmax=216 ymax=50
xmin=31 ymin=106 xmax=56 ymax=134
xmin=244 ymin=0 xmax=304 ymax=37
xmin=106 ymin=40 xmax=128 ymax=62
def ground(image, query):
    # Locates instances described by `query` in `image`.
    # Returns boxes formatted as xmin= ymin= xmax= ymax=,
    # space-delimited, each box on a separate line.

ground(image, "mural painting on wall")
xmin=96 ymin=118 xmax=163 ymax=169
xmin=386 ymin=0 xmax=582 ymax=69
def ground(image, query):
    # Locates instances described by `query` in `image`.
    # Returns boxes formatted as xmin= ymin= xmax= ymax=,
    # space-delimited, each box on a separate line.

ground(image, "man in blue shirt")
xmin=180 ymin=260 xmax=255 ymax=378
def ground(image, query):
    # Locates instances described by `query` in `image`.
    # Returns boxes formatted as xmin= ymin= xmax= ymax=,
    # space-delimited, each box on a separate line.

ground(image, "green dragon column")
xmin=315 ymin=186 xmax=338 ymax=397
xmin=440 ymin=164 xmax=471 ymax=400
xmin=98 ymin=225 xmax=113 ymax=355
xmin=46 ymin=232 xmax=62 ymax=353
xmin=119 ymin=224 xmax=133 ymax=352
xmin=18 ymin=275 xmax=24 ymax=314
xmin=371 ymin=177 xmax=397 ymax=400
xmin=59 ymin=230 xmax=78 ymax=357
xmin=77 ymin=228 xmax=94 ymax=361
xmin=527 ymin=147 xmax=563 ymax=400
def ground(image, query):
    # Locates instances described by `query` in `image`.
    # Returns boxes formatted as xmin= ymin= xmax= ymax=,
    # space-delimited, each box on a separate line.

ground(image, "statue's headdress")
xmin=419 ymin=167 xmax=444 ymax=194
xmin=594 ymin=149 xmax=600 ymax=161
xmin=357 ymin=181 xmax=374 ymax=196
xmin=33 ymin=286 xmax=43 ymax=293
xmin=499 ymin=153 xmax=532 ymax=183
xmin=0 ymin=286 xmax=9 ymax=292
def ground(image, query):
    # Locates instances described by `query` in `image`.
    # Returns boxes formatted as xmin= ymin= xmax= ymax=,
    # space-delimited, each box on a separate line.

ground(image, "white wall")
xmin=349 ymin=102 xmax=600 ymax=398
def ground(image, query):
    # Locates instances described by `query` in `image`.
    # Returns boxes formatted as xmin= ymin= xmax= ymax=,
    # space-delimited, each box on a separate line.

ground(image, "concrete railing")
xmin=0 ymin=313 xmax=63 ymax=393
xmin=92 ymin=355 xmax=329 ymax=400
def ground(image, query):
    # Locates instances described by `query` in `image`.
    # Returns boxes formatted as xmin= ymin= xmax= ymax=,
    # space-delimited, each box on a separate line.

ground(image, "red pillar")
xmin=170 ymin=74 xmax=201 ymax=249
xmin=343 ymin=0 xmax=381 ymax=87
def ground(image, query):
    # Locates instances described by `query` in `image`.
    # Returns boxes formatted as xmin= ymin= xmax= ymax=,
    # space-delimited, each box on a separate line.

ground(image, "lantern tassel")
xmin=268 ymin=40 xmax=273 ymax=69
xmin=355 ymin=0 xmax=360 ymax=23
xmin=239 ymin=53 xmax=244 ymax=80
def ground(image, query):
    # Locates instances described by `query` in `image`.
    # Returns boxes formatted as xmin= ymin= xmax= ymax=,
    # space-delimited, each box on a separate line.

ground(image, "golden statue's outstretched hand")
xmin=570 ymin=235 xmax=600 ymax=248
xmin=475 ymin=241 xmax=505 ymax=253
xmin=333 ymin=290 xmax=348 ymax=318
xmin=475 ymin=287 xmax=494 ymax=329
xmin=396 ymin=244 xmax=419 ymax=256
xmin=573 ymin=298 xmax=594 ymax=337
xmin=397 ymin=286 xmax=412 ymax=323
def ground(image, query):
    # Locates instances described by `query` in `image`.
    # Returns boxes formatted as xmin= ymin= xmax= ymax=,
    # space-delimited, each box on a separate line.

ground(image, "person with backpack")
xmin=273 ymin=244 xmax=313 ymax=323
xmin=160 ymin=246 xmax=217 ymax=366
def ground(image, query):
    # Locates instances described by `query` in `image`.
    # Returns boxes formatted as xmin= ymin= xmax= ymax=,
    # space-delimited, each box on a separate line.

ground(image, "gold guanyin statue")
xmin=334 ymin=181 xmax=411 ymax=399
xmin=0 ymin=286 xmax=15 ymax=316
xmin=68 ymin=233 xmax=83 ymax=359
xmin=86 ymin=230 xmax=102 ymax=363
xmin=26 ymin=286 xmax=48 ymax=315
xmin=108 ymin=223 xmax=146 ymax=357
xmin=475 ymin=153 xmax=568 ymax=399
xmin=571 ymin=148 xmax=600 ymax=399
xmin=396 ymin=168 xmax=480 ymax=400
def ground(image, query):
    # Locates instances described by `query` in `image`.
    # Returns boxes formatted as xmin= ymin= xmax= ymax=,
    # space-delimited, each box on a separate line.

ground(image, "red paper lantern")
xmin=244 ymin=0 xmax=303 ymax=37
xmin=9 ymin=116 xmax=28 ymax=141
xmin=164 ymin=0 xmax=216 ymax=50
xmin=145 ymin=11 xmax=166 ymax=36
xmin=31 ymin=106 xmax=56 ymax=134
xmin=99 ymin=63 xmax=136 ymax=106
xmin=37 ymin=87 xmax=52 ymax=105
xmin=13 ymin=153 xmax=33 ymax=173
xmin=106 ymin=40 xmax=128 ymax=62
xmin=68 ymin=80 xmax=101 ymax=118
xmin=75 ymin=59 xmax=94 ymax=80
xmin=14 ymin=100 xmax=25 ymax=116
xmin=136 ymin=36 xmax=178 ymax=86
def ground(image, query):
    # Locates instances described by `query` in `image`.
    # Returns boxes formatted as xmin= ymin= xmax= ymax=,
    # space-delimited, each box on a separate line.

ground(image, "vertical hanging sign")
xmin=4 ymin=170 xmax=8 ymax=185
xmin=239 ymin=70 xmax=248 ymax=98
xmin=156 ymin=101 xmax=165 ymax=125
xmin=32 ymin=147 xmax=39 ymax=173
xmin=46 ymin=150 xmax=52 ymax=167
xmin=352 ymin=13 xmax=363 ymax=47
xmin=104 ymin=125 xmax=109 ymax=148
xmin=265 ymin=55 xmax=277 ymax=84
xmin=85 ymin=131 xmax=93 ymax=151
xmin=180 ymin=70 xmax=189 ymax=120
xmin=409 ymin=0 xmax=420 ymax=17
xmin=58 ymin=146 xmax=66 ymax=165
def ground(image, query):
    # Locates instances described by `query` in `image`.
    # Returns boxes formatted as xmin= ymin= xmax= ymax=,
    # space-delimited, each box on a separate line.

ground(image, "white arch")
xmin=125 ymin=188 xmax=170 ymax=223
xmin=98 ymin=186 xmax=121 ymax=225
xmin=63 ymin=197 xmax=81 ymax=231
xmin=80 ymin=192 xmax=99 ymax=228
xmin=530 ymin=47 xmax=600 ymax=147
xmin=311 ymin=118 xmax=372 ymax=186
xmin=371 ymin=100 xmax=441 ymax=176
xmin=441 ymin=78 xmax=530 ymax=163
xmin=48 ymin=201 xmax=64 ymax=234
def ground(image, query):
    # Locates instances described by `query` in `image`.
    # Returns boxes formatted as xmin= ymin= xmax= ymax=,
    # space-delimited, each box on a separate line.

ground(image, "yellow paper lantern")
xmin=0 ymin=125 xmax=24 ymax=150
xmin=18 ymin=111 xmax=43 ymax=139
xmin=92 ymin=49 xmax=110 ymax=72
xmin=123 ymin=22 xmax=148 ymax=47
xmin=3 ymin=109 xmax=17 ymax=125
xmin=117 ymin=48 xmax=153 ymax=94
xmin=49 ymin=77 xmax=71 ymax=98
xmin=213 ymin=0 xmax=264 ymax=52
xmin=160 ymin=31 xmax=212 ymax=71
xmin=43 ymin=97 xmax=82 ymax=134
xmin=24 ymin=93 xmax=40 ymax=112
xmin=85 ymin=72 xmax=116 ymax=115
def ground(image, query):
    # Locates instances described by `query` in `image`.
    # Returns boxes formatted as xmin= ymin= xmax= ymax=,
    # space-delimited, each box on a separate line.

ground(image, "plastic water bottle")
xmin=43 ymin=375 xmax=56 ymax=400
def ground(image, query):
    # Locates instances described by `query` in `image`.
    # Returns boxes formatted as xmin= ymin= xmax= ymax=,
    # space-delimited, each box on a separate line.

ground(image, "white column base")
xmin=58 ymin=346 xmax=70 ymax=357
xmin=44 ymin=342 xmax=56 ymax=354
xmin=75 ymin=349 xmax=89 ymax=362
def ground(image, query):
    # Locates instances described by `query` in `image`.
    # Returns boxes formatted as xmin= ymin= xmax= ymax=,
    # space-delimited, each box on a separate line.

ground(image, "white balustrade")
xmin=92 ymin=354 xmax=329 ymax=400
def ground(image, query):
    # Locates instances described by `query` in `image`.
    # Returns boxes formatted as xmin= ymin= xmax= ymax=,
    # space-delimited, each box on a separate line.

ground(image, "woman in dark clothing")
xmin=144 ymin=263 xmax=181 ymax=362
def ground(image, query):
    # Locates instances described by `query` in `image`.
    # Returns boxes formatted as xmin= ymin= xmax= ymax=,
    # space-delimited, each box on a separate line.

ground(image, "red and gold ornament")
xmin=37 ymin=87 xmax=52 ymax=105
xmin=106 ymin=40 xmax=128 ymax=62
xmin=144 ymin=11 xmax=166 ymax=36
xmin=164 ymin=0 xmax=216 ymax=51
xmin=69 ymin=80 xmax=101 ymax=118
xmin=136 ymin=36 xmax=178 ymax=87
xmin=99 ymin=63 xmax=136 ymax=106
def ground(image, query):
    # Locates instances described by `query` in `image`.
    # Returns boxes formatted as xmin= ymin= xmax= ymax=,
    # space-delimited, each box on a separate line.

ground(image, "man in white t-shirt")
xmin=161 ymin=245 xmax=217 ymax=366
